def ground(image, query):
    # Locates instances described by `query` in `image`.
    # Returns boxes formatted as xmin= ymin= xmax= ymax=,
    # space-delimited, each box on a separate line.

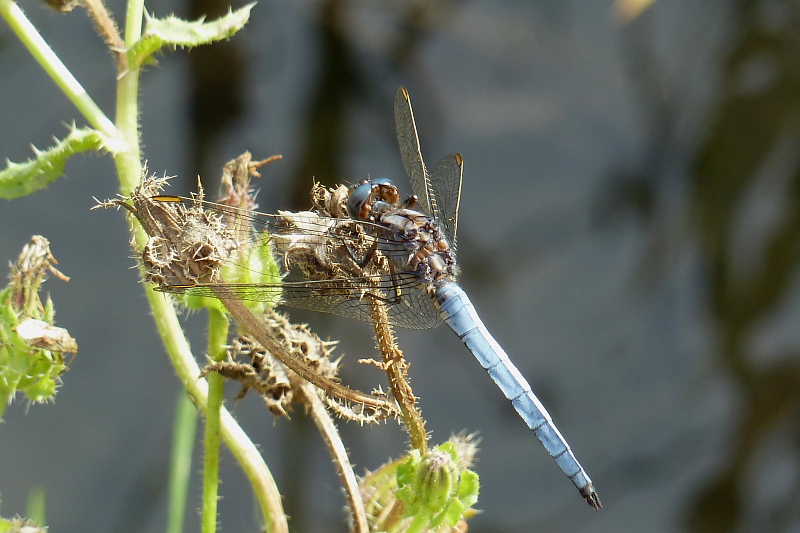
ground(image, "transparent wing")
xmin=394 ymin=86 xmax=431 ymax=216
xmin=394 ymin=87 xmax=462 ymax=254
xmin=152 ymin=196 xmax=441 ymax=329
xmin=154 ymin=195 xmax=412 ymax=264
xmin=159 ymin=273 xmax=440 ymax=330
xmin=282 ymin=272 xmax=441 ymax=329
xmin=427 ymin=153 xmax=463 ymax=256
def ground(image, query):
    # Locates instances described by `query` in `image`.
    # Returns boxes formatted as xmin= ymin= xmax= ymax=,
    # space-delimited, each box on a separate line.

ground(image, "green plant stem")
xmin=0 ymin=0 xmax=116 ymax=138
xmin=122 ymin=0 xmax=144 ymax=43
xmin=202 ymin=308 xmax=229 ymax=533
xmin=25 ymin=486 xmax=46 ymax=527
xmin=166 ymin=392 xmax=198 ymax=533
xmin=146 ymin=290 xmax=288 ymax=533
xmin=111 ymin=4 xmax=286 ymax=530
xmin=2 ymin=0 xmax=284 ymax=529
xmin=114 ymin=10 xmax=143 ymax=196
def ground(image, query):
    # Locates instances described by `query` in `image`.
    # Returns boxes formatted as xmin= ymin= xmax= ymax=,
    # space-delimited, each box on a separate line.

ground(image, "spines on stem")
xmin=127 ymin=4 xmax=254 ymax=69
xmin=0 ymin=126 xmax=109 ymax=199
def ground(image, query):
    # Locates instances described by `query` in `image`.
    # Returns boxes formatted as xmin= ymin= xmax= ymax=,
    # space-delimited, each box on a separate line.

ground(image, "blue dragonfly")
xmin=155 ymin=87 xmax=600 ymax=509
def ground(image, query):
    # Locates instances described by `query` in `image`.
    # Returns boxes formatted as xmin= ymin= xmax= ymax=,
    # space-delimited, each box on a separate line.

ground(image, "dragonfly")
xmin=155 ymin=87 xmax=601 ymax=509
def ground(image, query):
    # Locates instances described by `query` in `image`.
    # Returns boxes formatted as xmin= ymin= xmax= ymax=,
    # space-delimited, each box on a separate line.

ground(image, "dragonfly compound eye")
xmin=347 ymin=182 xmax=374 ymax=220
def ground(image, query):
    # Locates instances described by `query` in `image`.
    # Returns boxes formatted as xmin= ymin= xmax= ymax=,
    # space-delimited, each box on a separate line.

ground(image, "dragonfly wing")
xmin=394 ymin=86 xmax=431 ymax=216
xmin=149 ymin=191 xmax=440 ymax=329
xmin=159 ymin=273 xmax=440 ymax=329
xmin=428 ymin=153 xmax=463 ymax=256
xmin=151 ymin=196 xmax=414 ymax=271
xmin=283 ymin=272 xmax=440 ymax=329
xmin=394 ymin=87 xmax=462 ymax=255
xmin=157 ymin=282 xmax=282 ymax=303
xmin=287 ymin=275 xmax=439 ymax=329
xmin=384 ymin=284 xmax=441 ymax=329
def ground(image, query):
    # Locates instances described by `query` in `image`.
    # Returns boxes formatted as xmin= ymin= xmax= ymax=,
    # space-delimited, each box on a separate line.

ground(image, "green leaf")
xmin=457 ymin=469 xmax=480 ymax=509
xmin=129 ymin=3 xmax=255 ymax=68
xmin=439 ymin=498 xmax=465 ymax=527
xmin=0 ymin=126 xmax=106 ymax=199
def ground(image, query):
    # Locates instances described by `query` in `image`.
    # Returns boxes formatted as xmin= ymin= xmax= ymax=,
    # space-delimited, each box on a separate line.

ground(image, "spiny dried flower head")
xmin=1 ymin=236 xmax=74 ymax=413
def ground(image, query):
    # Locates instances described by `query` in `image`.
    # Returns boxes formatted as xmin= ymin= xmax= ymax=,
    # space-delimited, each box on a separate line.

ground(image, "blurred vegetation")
xmin=689 ymin=2 xmax=800 ymax=531
xmin=607 ymin=1 xmax=800 ymax=530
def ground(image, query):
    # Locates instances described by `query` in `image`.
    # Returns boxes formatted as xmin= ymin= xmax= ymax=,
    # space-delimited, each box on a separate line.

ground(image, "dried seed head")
xmin=215 ymin=309 xmax=341 ymax=418
xmin=1 ymin=236 xmax=73 ymax=410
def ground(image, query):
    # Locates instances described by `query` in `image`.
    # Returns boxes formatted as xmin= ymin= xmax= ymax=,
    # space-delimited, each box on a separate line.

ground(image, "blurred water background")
xmin=2 ymin=1 xmax=800 ymax=531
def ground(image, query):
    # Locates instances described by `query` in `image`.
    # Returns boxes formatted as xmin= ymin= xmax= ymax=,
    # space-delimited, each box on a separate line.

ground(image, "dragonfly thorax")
xmin=347 ymin=180 xmax=457 ymax=284
xmin=378 ymin=207 xmax=457 ymax=284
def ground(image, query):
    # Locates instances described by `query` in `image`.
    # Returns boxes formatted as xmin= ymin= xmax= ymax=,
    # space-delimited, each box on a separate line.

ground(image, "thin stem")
xmin=299 ymin=381 xmax=369 ymax=533
xmin=369 ymin=297 xmax=427 ymax=452
xmin=165 ymin=392 xmax=198 ymax=533
xmin=147 ymin=290 xmax=288 ymax=533
xmin=201 ymin=308 xmax=229 ymax=533
xmin=113 ymin=0 xmax=144 ymax=197
xmin=220 ymin=297 xmax=399 ymax=418
xmin=25 ymin=486 xmax=46 ymax=526
xmin=0 ymin=0 xmax=116 ymax=138
xmin=122 ymin=0 xmax=144 ymax=47
xmin=81 ymin=0 xmax=124 ymax=55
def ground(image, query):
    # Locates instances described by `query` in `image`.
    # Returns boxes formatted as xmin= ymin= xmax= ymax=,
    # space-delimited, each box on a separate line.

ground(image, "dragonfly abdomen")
xmin=432 ymin=280 xmax=601 ymax=509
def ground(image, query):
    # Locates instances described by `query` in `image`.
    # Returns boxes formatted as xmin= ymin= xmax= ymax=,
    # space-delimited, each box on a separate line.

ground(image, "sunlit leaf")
xmin=128 ymin=3 xmax=255 ymax=69
xmin=0 ymin=126 xmax=105 ymax=199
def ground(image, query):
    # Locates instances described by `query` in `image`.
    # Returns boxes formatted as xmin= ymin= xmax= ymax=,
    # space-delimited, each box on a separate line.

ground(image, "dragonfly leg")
xmin=354 ymin=237 xmax=380 ymax=269
xmin=330 ymin=230 xmax=381 ymax=271
xmin=359 ymin=289 xmax=402 ymax=306
xmin=381 ymin=263 xmax=406 ymax=305
xmin=355 ymin=262 xmax=405 ymax=307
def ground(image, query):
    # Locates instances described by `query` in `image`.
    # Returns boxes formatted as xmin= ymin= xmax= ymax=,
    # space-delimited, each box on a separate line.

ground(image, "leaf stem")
xmin=299 ymin=381 xmax=369 ymax=533
xmin=122 ymin=0 xmax=144 ymax=47
xmin=0 ymin=0 xmax=116 ymax=138
xmin=113 ymin=0 xmax=143 ymax=197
